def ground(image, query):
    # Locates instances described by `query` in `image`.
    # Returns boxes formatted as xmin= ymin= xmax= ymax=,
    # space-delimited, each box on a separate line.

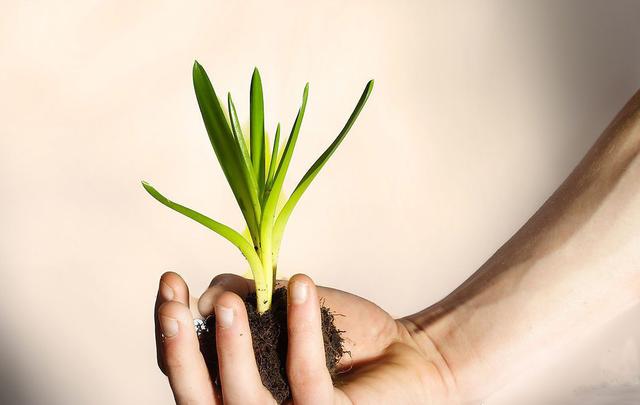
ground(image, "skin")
xmin=155 ymin=273 xmax=448 ymax=404
xmin=155 ymin=88 xmax=640 ymax=404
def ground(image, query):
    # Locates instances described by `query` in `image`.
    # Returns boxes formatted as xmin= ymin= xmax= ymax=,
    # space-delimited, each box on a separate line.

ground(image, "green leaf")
xmin=141 ymin=181 xmax=264 ymax=279
xmin=192 ymin=61 xmax=261 ymax=243
xmin=264 ymin=131 xmax=271 ymax=183
xmin=262 ymin=84 xmax=309 ymax=218
xmin=266 ymin=123 xmax=281 ymax=189
xmin=228 ymin=93 xmax=252 ymax=175
xmin=272 ymin=80 xmax=374 ymax=258
xmin=258 ymin=84 xmax=309 ymax=288
xmin=250 ymin=68 xmax=266 ymax=193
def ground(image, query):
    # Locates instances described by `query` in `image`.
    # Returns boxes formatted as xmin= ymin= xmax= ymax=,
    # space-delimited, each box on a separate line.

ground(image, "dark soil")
xmin=196 ymin=287 xmax=345 ymax=404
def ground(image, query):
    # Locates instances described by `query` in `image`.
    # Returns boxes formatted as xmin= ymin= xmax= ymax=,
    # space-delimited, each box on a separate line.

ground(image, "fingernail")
xmin=160 ymin=316 xmax=178 ymax=338
xmin=290 ymin=281 xmax=308 ymax=305
xmin=159 ymin=281 xmax=174 ymax=301
xmin=216 ymin=305 xmax=234 ymax=329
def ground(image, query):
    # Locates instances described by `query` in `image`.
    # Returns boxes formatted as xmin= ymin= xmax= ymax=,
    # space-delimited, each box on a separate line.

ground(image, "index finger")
xmin=155 ymin=271 xmax=190 ymax=374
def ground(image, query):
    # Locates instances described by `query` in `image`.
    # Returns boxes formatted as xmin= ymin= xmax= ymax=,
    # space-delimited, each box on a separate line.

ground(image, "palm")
xmin=157 ymin=272 xmax=448 ymax=405
xmin=316 ymin=287 xmax=446 ymax=404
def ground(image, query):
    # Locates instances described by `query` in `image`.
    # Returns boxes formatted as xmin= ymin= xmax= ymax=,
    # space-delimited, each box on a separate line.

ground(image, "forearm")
xmin=407 ymin=89 xmax=640 ymax=402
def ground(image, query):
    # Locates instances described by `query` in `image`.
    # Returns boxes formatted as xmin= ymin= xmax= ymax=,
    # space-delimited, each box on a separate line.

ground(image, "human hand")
xmin=154 ymin=272 xmax=455 ymax=404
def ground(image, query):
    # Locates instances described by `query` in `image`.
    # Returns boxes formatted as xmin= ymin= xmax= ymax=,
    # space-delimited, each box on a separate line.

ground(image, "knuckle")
xmin=209 ymin=273 xmax=235 ymax=287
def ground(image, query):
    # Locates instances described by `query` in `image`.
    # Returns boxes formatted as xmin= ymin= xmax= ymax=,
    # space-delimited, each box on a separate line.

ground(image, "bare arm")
xmin=405 ymin=89 xmax=640 ymax=402
xmin=154 ymin=89 xmax=640 ymax=405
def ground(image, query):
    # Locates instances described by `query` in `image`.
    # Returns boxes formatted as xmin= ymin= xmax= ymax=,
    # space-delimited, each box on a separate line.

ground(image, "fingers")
xmin=198 ymin=273 xmax=253 ymax=317
xmin=214 ymin=291 xmax=274 ymax=405
xmin=286 ymin=274 xmax=334 ymax=404
xmin=193 ymin=273 xmax=334 ymax=404
xmin=155 ymin=272 xmax=190 ymax=374
xmin=199 ymin=274 xmax=293 ymax=316
xmin=158 ymin=300 xmax=217 ymax=405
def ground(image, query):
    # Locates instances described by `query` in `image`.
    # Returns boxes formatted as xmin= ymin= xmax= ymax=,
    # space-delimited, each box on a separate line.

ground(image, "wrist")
xmin=398 ymin=311 xmax=464 ymax=404
xmin=401 ymin=297 xmax=494 ymax=404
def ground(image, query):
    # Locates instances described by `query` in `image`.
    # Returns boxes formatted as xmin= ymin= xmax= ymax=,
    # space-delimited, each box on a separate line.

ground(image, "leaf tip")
xmin=362 ymin=80 xmax=374 ymax=101
xmin=141 ymin=180 xmax=154 ymax=191
xmin=303 ymin=83 xmax=309 ymax=100
xmin=252 ymin=67 xmax=261 ymax=81
xmin=141 ymin=180 xmax=157 ymax=197
xmin=192 ymin=61 xmax=206 ymax=83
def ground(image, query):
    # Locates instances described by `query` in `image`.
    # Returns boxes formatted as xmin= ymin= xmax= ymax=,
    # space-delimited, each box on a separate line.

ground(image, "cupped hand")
xmin=154 ymin=272 xmax=454 ymax=404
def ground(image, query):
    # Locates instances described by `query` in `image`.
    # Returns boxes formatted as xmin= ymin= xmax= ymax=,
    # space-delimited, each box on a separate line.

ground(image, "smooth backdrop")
xmin=1 ymin=1 xmax=640 ymax=404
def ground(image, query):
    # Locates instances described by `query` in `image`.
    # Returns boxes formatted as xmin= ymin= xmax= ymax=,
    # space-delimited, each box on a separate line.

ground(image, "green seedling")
xmin=143 ymin=61 xmax=373 ymax=313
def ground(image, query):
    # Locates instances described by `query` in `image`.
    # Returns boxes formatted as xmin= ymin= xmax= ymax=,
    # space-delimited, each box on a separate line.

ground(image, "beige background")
xmin=1 ymin=1 xmax=640 ymax=404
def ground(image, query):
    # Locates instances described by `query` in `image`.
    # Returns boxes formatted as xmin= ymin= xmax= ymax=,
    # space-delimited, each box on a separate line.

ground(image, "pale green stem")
xmin=247 ymin=250 xmax=268 ymax=310
xmin=257 ymin=222 xmax=274 ymax=313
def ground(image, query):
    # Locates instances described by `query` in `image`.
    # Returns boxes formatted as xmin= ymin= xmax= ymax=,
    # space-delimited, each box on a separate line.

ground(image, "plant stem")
xmin=257 ymin=219 xmax=274 ymax=313
xmin=250 ymin=249 xmax=270 ymax=314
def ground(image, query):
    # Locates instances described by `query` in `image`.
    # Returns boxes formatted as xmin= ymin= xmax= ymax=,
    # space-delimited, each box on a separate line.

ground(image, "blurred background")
xmin=1 ymin=1 xmax=639 ymax=404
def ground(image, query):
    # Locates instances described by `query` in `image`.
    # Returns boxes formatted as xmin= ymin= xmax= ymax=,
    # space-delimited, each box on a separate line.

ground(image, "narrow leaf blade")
xmin=262 ymin=84 xmax=309 ymax=215
xmin=228 ymin=93 xmax=253 ymax=174
xmin=250 ymin=68 xmax=266 ymax=193
xmin=266 ymin=123 xmax=281 ymax=188
xmin=192 ymin=61 xmax=261 ymax=241
xmin=272 ymin=80 xmax=374 ymax=256
xmin=258 ymin=85 xmax=309 ymax=286
xmin=141 ymin=181 xmax=262 ymax=268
